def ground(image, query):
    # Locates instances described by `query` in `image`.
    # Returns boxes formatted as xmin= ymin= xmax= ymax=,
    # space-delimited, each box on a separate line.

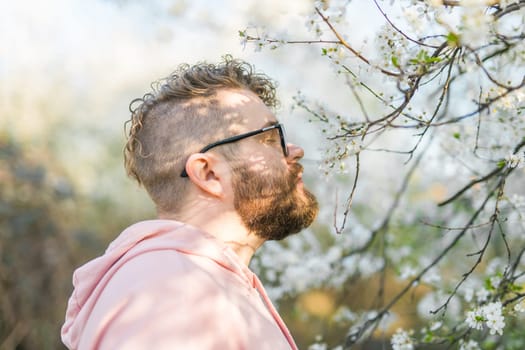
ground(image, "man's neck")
xmin=158 ymin=203 xmax=265 ymax=266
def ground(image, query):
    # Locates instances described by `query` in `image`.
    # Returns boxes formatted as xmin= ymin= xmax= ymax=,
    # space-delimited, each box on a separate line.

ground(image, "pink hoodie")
xmin=61 ymin=220 xmax=298 ymax=350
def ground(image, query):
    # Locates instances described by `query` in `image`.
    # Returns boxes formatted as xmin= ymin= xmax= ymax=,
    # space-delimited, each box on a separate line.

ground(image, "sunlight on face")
xmin=244 ymin=154 xmax=271 ymax=172
xmin=216 ymin=89 xmax=276 ymax=134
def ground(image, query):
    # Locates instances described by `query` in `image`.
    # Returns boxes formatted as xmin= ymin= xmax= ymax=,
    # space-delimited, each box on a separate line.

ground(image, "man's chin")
xmin=303 ymin=190 xmax=320 ymax=227
xmin=299 ymin=185 xmax=319 ymax=211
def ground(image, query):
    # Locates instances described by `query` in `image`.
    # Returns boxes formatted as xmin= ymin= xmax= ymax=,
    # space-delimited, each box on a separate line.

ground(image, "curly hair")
xmin=124 ymin=56 xmax=279 ymax=214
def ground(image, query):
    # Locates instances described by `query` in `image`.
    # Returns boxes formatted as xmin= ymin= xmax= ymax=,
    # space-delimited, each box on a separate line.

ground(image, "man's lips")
xmin=296 ymin=172 xmax=304 ymax=187
xmin=289 ymin=163 xmax=304 ymax=186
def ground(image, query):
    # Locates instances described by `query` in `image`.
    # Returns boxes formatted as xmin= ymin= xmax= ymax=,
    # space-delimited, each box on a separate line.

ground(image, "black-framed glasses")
xmin=181 ymin=123 xmax=288 ymax=177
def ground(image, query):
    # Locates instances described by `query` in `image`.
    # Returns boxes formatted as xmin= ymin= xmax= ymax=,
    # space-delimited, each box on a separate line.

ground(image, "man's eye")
xmin=264 ymin=129 xmax=280 ymax=143
xmin=264 ymin=137 xmax=278 ymax=144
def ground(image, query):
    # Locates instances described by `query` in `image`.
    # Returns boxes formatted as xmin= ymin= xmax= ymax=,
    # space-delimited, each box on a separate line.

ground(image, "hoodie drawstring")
xmin=252 ymin=274 xmax=299 ymax=350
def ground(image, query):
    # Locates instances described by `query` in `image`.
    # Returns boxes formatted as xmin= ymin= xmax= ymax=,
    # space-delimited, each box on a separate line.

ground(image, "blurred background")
xmin=4 ymin=1 xmax=524 ymax=349
xmin=0 ymin=1 xmax=352 ymax=348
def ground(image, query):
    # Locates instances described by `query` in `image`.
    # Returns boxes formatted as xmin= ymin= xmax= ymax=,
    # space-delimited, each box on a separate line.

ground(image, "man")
xmin=61 ymin=56 xmax=318 ymax=349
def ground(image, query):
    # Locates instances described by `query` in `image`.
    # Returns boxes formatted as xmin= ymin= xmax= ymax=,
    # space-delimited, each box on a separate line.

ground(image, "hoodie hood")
xmin=61 ymin=220 xmax=258 ymax=349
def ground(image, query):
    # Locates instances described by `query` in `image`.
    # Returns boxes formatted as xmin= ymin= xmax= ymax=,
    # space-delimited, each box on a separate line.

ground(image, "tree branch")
xmin=315 ymin=7 xmax=400 ymax=77
xmin=344 ymin=179 xmax=501 ymax=348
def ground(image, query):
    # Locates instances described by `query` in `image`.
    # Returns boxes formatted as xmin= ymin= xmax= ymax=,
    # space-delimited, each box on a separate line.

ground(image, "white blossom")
xmin=463 ymin=288 xmax=474 ymax=303
xmin=402 ymin=6 xmax=425 ymax=33
xmin=391 ymin=328 xmax=414 ymax=350
xmin=429 ymin=321 xmax=442 ymax=331
xmin=486 ymin=258 xmax=505 ymax=275
xmin=417 ymin=291 xmax=460 ymax=320
xmin=333 ymin=306 xmax=357 ymax=323
xmin=514 ymin=302 xmax=525 ymax=313
xmin=358 ymin=254 xmax=385 ymax=276
xmin=421 ymin=268 xmax=442 ymax=285
xmin=459 ymin=339 xmax=481 ymax=350
xmin=465 ymin=308 xmax=485 ymax=330
xmin=511 ymin=194 xmax=525 ymax=208
xmin=308 ymin=342 xmax=328 ymax=350
xmin=458 ymin=6 xmax=494 ymax=48
xmin=475 ymin=288 xmax=490 ymax=303
xmin=483 ymin=301 xmax=505 ymax=335
xmin=505 ymin=152 xmax=525 ymax=168
xmin=399 ymin=265 xmax=418 ymax=280
xmin=465 ymin=301 xmax=505 ymax=335
xmin=305 ymin=12 xmax=323 ymax=38
xmin=489 ymin=275 xmax=502 ymax=289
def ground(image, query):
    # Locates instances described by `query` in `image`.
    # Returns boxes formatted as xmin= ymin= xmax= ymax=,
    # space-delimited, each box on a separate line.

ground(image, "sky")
xmin=1 ymin=0 xmax=343 ymax=145
xmin=1 ymin=0 xmax=337 ymax=202
xmin=1 ymin=0 xmax=380 ymax=129
xmin=0 ymin=0 xmax=387 ymax=218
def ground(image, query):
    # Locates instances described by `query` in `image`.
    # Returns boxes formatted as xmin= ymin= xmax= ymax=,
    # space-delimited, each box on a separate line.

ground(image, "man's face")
xmin=217 ymin=89 xmax=318 ymax=240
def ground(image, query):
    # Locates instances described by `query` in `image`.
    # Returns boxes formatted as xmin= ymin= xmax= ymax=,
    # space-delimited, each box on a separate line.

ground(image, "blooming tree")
xmin=241 ymin=0 xmax=525 ymax=348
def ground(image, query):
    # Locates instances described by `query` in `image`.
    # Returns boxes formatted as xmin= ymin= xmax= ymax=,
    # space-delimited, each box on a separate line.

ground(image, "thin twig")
xmin=335 ymin=152 xmax=360 ymax=234
xmin=439 ymin=139 xmax=525 ymax=206
xmin=315 ymin=7 xmax=400 ymax=77
xmin=346 ymin=133 xmax=431 ymax=255
xmin=372 ymin=0 xmax=440 ymax=49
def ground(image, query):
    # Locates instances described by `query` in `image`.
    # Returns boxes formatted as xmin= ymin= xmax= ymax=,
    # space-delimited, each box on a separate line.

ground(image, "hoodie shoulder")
xmin=61 ymin=220 xmax=252 ymax=349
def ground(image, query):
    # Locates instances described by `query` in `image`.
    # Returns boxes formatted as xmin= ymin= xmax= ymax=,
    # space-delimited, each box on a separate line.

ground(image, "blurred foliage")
xmin=0 ymin=131 xmax=137 ymax=350
xmin=1 ymin=133 xmax=72 ymax=349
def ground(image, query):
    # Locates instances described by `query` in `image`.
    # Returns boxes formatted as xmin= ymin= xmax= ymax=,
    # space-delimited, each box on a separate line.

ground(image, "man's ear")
xmin=184 ymin=153 xmax=225 ymax=198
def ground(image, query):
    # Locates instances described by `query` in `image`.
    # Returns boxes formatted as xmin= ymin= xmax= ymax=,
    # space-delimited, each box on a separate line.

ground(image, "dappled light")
xmin=3 ymin=1 xmax=525 ymax=349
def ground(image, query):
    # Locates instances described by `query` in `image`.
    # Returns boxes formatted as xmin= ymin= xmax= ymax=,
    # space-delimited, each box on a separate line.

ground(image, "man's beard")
xmin=232 ymin=162 xmax=319 ymax=241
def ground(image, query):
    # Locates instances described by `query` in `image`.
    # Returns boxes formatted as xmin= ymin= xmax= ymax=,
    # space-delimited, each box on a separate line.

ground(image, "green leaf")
xmin=391 ymin=56 xmax=399 ymax=68
xmin=484 ymin=277 xmax=493 ymax=290
xmin=425 ymin=56 xmax=442 ymax=64
xmin=446 ymin=32 xmax=459 ymax=46
xmin=453 ymin=132 xmax=461 ymax=139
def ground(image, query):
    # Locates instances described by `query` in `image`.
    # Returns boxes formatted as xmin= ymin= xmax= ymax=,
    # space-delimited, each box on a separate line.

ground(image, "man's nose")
xmin=286 ymin=143 xmax=304 ymax=163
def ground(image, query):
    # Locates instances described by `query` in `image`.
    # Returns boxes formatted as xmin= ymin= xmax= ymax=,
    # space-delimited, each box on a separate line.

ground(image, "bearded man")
xmin=61 ymin=56 xmax=319 ymax=350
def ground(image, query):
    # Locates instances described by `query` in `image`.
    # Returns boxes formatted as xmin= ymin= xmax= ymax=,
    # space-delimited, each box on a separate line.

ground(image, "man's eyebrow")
xmin=262 ymin=120 xmax=279 ymax=128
